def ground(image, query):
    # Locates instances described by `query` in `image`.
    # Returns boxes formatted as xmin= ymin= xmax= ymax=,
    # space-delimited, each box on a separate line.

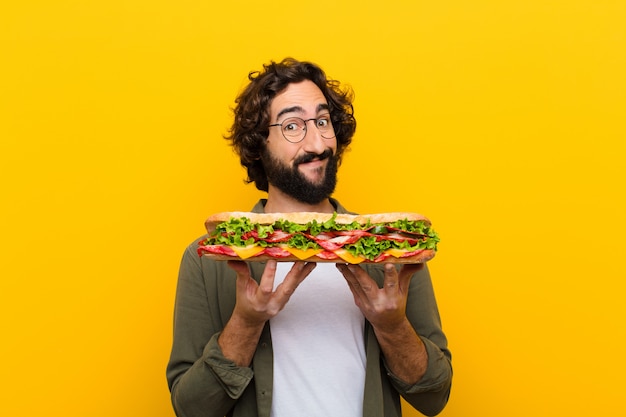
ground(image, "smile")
xmin=299 ymin=158 xmax=326 ymax=168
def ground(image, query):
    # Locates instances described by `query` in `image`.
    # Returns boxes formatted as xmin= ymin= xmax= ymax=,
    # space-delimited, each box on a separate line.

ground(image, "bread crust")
xmin=200 ymin=249 xmax=436 ymax=264
xmin=205 ymin=211 xmax=431 ymax=233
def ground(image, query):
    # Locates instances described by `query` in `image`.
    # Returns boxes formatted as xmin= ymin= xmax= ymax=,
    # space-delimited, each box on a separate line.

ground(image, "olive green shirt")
xmin=166 ymin=199 xmax=452 ymax=417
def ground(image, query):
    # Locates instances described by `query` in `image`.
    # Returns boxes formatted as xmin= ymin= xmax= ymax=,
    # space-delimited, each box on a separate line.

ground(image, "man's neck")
xmin=264 ymin=187 xmax=335 ymax=213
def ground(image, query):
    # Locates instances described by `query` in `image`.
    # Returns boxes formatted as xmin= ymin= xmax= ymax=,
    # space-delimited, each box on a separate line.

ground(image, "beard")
xmin=261 ymin=147 xmax=338 ymax=205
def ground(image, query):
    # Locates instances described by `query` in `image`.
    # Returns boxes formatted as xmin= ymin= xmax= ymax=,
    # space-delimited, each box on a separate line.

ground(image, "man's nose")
xmin=301 ymin=120 xmax=326 ymax=152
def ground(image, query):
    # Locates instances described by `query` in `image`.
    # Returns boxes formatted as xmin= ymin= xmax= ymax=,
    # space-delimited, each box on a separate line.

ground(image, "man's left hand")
xmin=336 ymin=263 xmax=423 ymax=329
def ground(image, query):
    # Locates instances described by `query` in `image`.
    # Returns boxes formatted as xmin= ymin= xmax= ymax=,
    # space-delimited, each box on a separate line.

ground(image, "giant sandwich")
xmin=197 ymin=211 xmax=440 ymax=264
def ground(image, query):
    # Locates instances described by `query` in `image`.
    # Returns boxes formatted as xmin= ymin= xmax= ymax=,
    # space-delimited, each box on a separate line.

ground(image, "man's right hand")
xmin=218 ymin=260 xmax=316 ymax=366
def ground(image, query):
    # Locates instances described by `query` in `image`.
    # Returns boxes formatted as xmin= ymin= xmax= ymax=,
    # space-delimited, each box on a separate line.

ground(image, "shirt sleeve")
xmin=166 ymin=240 xmax=253 ymax=417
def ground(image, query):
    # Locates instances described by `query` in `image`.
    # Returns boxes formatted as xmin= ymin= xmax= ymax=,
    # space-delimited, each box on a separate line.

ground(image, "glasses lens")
xmin=281 ymin=118 xmax=305 ymax=142
xmin=316 ymin=114 xmax=335 ymax=139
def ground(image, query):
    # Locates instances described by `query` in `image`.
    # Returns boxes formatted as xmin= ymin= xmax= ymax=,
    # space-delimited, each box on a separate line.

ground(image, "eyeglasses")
xmin=269 ymin=114 xmax=336 ymax=143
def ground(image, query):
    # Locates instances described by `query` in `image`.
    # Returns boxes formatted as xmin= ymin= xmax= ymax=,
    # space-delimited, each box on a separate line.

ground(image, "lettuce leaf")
xmin=287 ymin=233 xmax=321 ymax=250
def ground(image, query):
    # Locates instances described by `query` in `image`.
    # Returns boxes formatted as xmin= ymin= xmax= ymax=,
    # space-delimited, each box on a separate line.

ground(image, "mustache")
xmin=294 ymin=148 xmax=334 ymax=166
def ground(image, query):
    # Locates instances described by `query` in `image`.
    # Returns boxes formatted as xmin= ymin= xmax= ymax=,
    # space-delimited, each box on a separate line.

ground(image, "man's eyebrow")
xmin=276 ymin=106 xmax=304 ymax=120
xmin=275 ymin=103 xmax=331 ymax=120
xmin=317 ymin=103 xmax=330 ymax=113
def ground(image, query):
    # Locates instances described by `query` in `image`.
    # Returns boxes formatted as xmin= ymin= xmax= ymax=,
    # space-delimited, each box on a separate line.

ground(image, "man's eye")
xmin=317 ymin=116 xmax=331 ymax=128
xmin=283 ymin=122 xmax=300 ymax=132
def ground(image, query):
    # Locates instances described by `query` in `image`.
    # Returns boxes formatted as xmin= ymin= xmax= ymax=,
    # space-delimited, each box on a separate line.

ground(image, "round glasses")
xmin=269 ymin=114 xmax=336 ymax=143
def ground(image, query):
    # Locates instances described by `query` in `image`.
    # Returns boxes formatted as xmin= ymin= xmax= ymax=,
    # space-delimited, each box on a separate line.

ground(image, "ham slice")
xmin=197 ymin=244 xmax=237 ymax=257
xmin=262 ymin=246 xmax=292 ymax=258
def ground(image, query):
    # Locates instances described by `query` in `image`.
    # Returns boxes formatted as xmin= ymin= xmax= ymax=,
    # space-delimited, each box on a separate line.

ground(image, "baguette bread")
xmin=205 ymin=211 xmax=431 ymax=234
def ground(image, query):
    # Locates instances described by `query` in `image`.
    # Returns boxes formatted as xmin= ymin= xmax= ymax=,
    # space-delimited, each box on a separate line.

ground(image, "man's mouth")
xmin=295 ymin=148 xmax=333 ymax=166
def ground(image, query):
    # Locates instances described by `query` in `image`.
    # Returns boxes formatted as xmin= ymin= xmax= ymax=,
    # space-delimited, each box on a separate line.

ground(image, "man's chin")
xmin=301 ymin=176 xmax=327 ymax=189
xmin=297 ymin=166 xmax=327 ymax=184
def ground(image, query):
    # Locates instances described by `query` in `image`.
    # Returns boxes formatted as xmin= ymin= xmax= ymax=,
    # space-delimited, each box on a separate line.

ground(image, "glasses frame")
xmin=269 ymin=114 xmax=336 ymax=143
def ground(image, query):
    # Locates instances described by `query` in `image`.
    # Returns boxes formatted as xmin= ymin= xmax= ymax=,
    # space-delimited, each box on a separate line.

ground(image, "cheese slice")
xmin=231 ymin=245 xmax=265 ymax=259
xmin=384 ymin=248 xmax=408 ymax=258
xmin=334 ymin=249 xmax=366 ymax=264
xmin=284 ymin=247 xmax=324 ymax=260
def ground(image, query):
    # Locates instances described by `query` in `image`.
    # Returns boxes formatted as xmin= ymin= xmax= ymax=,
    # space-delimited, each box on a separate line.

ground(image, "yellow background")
xmin=2 ymin=1 xmax=624 ymax=416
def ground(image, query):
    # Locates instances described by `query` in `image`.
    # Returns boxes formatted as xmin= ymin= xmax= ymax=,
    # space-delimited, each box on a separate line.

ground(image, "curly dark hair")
xmin=224 ymin=57 xmax=357 ymax=192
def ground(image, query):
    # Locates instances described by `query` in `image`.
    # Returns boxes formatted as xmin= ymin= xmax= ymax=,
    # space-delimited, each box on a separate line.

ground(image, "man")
xmin=166 ymin=58 xmax=452 ymax=417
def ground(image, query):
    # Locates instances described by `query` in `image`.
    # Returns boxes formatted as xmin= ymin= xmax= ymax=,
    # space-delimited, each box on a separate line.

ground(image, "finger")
xmin=382 ymin=263 xmax=400 ymax=293
xmin=227 ymin=260 xmax=254 ymax=288
xmin=336 ymin=263 xmax=357 ymax=286
xmin=226 ymin=260 xmax=262 ymax=301
xmin=335 ymin=263 xmax=368 ymax=308
xmin=257 ymin=260 xmax=278 ymax=298
xmin=397 ymin=263 xmax=423 ymax=290
xmin=274 ymin=261 xmax=316 ymax=301
xmin=337 ymin=263 xmax=375 ymax=295
xmin=290 ymin=261 xmax=317 ymax=286
xmin=227 ymin=260 xmax=250 ymax=276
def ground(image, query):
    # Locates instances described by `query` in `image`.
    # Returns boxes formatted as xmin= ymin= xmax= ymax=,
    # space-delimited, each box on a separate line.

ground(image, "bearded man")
xmin=166 ymin=58 xmax=452 ymax=417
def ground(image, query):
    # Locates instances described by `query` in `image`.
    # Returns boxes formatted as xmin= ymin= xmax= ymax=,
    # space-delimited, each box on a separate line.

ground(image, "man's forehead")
xmin=270 ymin=81 xmax=328 ymax=116
xmin=274 ymin=103 xmax=330 ymax=120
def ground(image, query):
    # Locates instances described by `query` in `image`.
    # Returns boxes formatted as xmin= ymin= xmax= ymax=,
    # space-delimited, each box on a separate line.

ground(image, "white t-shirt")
xmin=269 ymin=262 xmax=366 ymax=417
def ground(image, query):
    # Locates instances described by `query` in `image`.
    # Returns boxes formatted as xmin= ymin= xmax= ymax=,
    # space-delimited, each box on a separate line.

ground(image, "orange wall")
xmin=1 ymin=1 xmax=625 ymax=416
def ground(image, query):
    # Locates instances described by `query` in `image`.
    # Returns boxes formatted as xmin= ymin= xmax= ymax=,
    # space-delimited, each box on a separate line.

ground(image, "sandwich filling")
xmin=197 ymin=213 xmax=439 ymax=263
